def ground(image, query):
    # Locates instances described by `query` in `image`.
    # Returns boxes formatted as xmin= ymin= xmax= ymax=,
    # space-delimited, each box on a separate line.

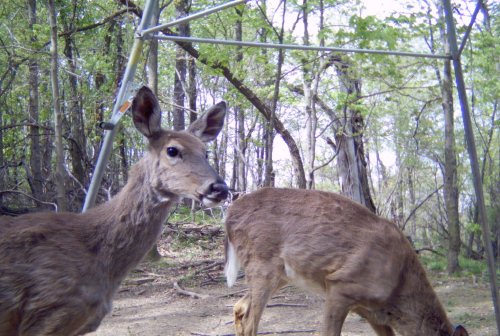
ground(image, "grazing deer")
xmin=0 ymin=86 xmax=228 ymax=336
xmin=224 ymin=188 xmax=469 ymax=336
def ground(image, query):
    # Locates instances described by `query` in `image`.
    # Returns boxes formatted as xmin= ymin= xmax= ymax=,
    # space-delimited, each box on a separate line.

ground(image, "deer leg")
xmin=366 ymin=322 xmax=396 ymax=336
xmin=234 ymin=265 xmax=285 ymax=336
xmin=354 ymin=308 xmax=396 ymax=336
xmin=19 ymin=298 xmax=104 ymax=336
xmin=233 ymin=292 xmax=251 ymax=335
xmin=20 ymin=310 xmax=88 ymax=336
xmin=322 ymin=287 xmax=353 ymax=336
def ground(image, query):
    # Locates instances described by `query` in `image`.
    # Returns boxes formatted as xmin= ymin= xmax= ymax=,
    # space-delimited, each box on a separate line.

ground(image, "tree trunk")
xmin=147 ymin=5 xmax=159 ymax=96
xmin=172 ymin=0 xmax=189 ymax=131
xmin=62 ymin=5 xmax=87 ymax=209
xmin=145 ymin=0 xmax=162 ymax=262
xmin=236 ymin=106 xmax=246 ymax=191
xmin=263 ymin=2 xmax=287 ymax=188
xmin=27 ymin=0 xmax=45 ymax=205
xmin=188 ymin=58 xmax=197 ymax=123
xmin=233 ymin=8 xmax=246 ymax=192
xmin=301 ymin=0 xmax=316 ymax=189
xmin=332 ymin=55 xmax=376 ymax=212
xmin=48 ymin=0 xmax=67 ymax=212
xmin=437 ymin=2 xmax=461 ymax=274
xmin=407 ymin=167 xmax=418 ymax=238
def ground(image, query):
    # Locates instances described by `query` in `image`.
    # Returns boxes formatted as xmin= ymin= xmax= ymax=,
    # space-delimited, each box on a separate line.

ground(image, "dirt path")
xmin=88 ymin=248 xmax=497 ymax=336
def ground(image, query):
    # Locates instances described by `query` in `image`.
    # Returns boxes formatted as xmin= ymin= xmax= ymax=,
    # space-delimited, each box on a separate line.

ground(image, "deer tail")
xmin=224 ymin=236 xmax=240 ymax=288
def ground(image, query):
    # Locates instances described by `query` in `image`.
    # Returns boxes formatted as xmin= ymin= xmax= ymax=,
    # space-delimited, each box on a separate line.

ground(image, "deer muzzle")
xmin=200 ymin=179 xmax=229 ymax=207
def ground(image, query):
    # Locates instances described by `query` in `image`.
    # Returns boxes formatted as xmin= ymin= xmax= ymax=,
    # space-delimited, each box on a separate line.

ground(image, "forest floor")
xmin=89 ymin=222 xmax=497 ymax=336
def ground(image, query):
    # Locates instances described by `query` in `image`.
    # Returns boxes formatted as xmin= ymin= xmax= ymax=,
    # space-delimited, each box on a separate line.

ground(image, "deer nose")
xmin=209 ymin=180 xmax=229 ymax=201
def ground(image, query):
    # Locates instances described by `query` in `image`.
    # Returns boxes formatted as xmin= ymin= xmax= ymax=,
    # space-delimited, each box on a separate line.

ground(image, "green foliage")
xmin=420 ymin=253 xmax=447 ymax=272
xmin=458 ymin=256 xmax=488 ymax=277
xmin=420 ymin=253 xmax=489 ymax=277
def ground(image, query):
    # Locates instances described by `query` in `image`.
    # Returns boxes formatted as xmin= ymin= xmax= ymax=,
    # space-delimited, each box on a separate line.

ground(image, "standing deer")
xmin=224 ymin=188 xmax=469 ymax=336
xmin=0 ymin=86 xmax=228 ymax=336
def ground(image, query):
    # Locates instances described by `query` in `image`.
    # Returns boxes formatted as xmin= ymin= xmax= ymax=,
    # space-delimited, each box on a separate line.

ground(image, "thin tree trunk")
xmin=255 ymin=123 xmax=264 ymax=187
xmin=147 ymin=2 xmax=159 ymax=96
xmin=264 ymin=1 xmax=286 ymax=188
xmin=234 ymin=8 xmax=246 ymax=192
xmin=48 ymin=0 xmax=67 ymax=211
xmin=301 ymin=0 xmax=315 ymax=189
xmin=188 ymin=58 xmax=197 ymax=123
xmin=27 ymin=0 xmax=44 ymax=204
xmin=407 ymin=167 xmax=417 ymax=238
xmin=436 ymin=2 xmax=461 ymax=274
xmin=62 ymin=2 xmax=87 ymax=209
xmin=145 ymin=0 xmax=162 ymax=262
xmin=172 ymin=0 xmax=189 ymax=131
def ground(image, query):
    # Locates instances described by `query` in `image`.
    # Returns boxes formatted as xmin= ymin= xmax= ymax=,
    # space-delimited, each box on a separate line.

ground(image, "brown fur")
xmin=224 ymin=188 xmax=469 ymax=336
xmin=0 ymin=87 xmax=228 ymax=336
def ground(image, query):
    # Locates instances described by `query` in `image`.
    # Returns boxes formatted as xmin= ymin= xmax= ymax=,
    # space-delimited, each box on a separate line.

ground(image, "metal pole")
xmin=442 ymin=0 xmax=500 ymax=333
xmin=458 ymin=1 xmax=482 ymax=55
xmin=139 ymin=0 xmax=247 ymax=37
xmin=82 ymin=0 xmax=157 ymax=212
xmin=154 ymin=35 xmax=451 ymax=60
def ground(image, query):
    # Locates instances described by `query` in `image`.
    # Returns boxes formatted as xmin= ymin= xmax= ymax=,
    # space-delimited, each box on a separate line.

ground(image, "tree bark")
xmin=263 ymin=2 xmax=287 ymax=188
xmin=27 ymin=0 xmax=45 ymax=204
xmin=145 ymin=0 xmax=162 ymax=262
xmin=187 ymin=58 xmax=197 ymax=124
xmin=235 ymin=8 xmax=247 ymax=192
xmin=48 ymin=0 xmax=67 ymax=211
xmin=331 ymin=55 xmax=376 ymax=212
xmin=62 ymin=1 xmax=87 ymax=209
xmin=437 ymin=2 xmax=461 ymax=274
xmin=301 ymin=0 xmax=316 ymax=189
xmin=172 ymin=0 xmax=189 ymax=131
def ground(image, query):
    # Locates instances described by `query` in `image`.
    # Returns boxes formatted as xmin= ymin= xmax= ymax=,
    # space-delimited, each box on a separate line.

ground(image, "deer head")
xmin=130 ymin=86 xmax=228 ymax=207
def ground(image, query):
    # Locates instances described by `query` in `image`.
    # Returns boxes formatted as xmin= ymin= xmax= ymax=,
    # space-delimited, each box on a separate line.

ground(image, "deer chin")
xmin=201 ymin=196 xmax=222 ymax=208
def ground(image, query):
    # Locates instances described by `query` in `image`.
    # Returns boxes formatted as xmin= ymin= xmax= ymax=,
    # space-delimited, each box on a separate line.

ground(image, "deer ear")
xmin=187 ymin=101 xmax=226 ymax=142
xmin=452 ymin=325 xmax=469 ymax=336
xmin=131 ymin=86 xmax=162 ymax=138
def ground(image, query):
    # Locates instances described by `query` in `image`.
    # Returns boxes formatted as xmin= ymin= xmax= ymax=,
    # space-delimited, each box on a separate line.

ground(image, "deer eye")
xmin=166 ymin=147 xmax=180 ymax=158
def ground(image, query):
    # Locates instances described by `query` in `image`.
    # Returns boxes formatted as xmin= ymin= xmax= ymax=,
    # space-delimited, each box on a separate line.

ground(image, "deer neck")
xmin=397 ymin=257 xmax=454 ymax=336
xmin=89 ymin=154 xmax=178 ymax=283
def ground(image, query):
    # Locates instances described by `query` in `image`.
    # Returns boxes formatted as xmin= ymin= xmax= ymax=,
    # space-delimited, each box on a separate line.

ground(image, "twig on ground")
xmin=173 ymin=281 xmax=209 ymax=299
xmin=257 ymin=330 xmax=317 ymax=335
xmin=225 ymin=302 xmax=307 ymax=309
xmin=217 ymin=288 xmax=248 ymax=298
xmin=175 ymin=259 xmax=221 ymax=270
xmin=125 ymin=277 xmax=155 ymax=286
xmin=266 ymin=303 xmax=308 ymax=308
xmin=191 ymin=329 xmax=317 ymax=336
xmin=196 ymin=260 xmax=224 ymax=274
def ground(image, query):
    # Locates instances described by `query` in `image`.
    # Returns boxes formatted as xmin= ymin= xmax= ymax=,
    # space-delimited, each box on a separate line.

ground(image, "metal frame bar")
xmin=459 ymin=0 xmax=482 ymax=55
xmin=82 ymin=0 xmax=157 ymax=211
xmin=154 ymin=35 xmax=451 ymax=59
xmin=442 ymin=0 xmax=500 ymax=332
xmin=139 ymin=0 xmax=247 ymax=38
